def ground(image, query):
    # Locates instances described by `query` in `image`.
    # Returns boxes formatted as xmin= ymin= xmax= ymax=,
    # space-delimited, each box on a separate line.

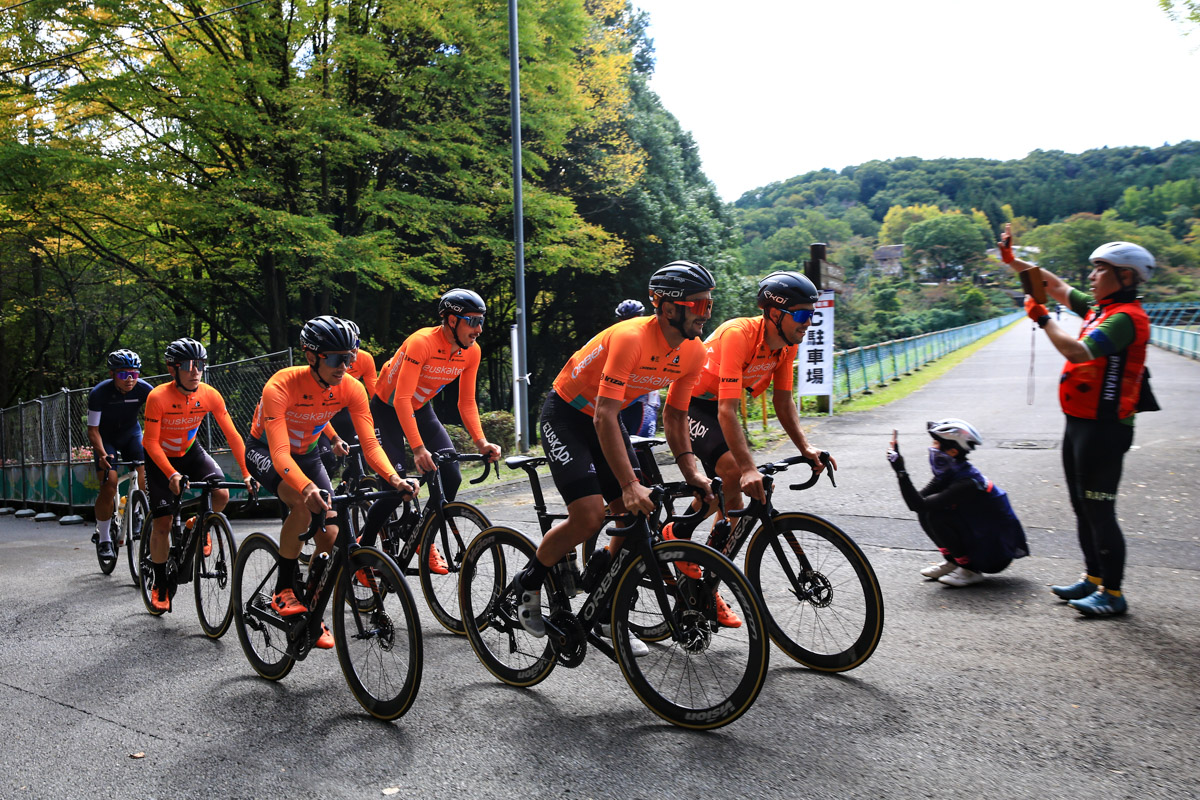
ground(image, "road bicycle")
xmin=369 ymin=450 xmax=495 ymax=635
xmin=458 ymin=484 xmax=769 ymax=730
xmin=689 ymin=452 xmax=885 ymax=672
xmin=136 ymin=476 xmax=254 ymax=638
xmin=89 ymin=458 xmax=149 ymax=582
xmin=231 ymin=485 xmax=422 ymax=721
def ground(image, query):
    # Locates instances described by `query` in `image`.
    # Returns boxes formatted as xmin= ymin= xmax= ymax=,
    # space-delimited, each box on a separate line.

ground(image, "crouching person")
xmin=887 ymin=419 xmax=1029 ymax=587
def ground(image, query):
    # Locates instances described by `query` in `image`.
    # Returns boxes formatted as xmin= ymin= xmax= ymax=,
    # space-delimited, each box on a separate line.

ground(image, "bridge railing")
xmin=1151 ymin=325 xmax=1200 ymax=360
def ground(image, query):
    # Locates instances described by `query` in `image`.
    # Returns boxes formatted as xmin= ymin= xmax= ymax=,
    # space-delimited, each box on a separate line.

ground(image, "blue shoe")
xmin=1051 ymin=578 xmax=1100 ymax=601
xmin=1068 ymin=590 xmax=1127 ymax=617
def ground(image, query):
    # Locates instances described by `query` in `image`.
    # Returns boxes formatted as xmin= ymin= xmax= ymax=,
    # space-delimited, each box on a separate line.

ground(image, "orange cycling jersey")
xmin=552 ymin=316 xmax=705 ymax=416
xmin=692 ymin=316 xmax=796 ymax=402
xmin=347 ymin=349 xmax=378 ymax=398
xmin=250 ymin=366 xmax=396 ymax=493
xmin=375 ymin=326 xmax=485 ymax=449
xmin=143 ymin=382 xmax=249 ymax=479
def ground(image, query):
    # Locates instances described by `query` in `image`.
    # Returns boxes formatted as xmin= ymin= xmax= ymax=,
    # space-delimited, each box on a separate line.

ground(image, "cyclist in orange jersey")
xmin=142 ymin=338 xmax=255 ymax=613
xmin=669 ymin=271 xmax=838 ymax=626
xmin=244 ymin=316 xmax=417 ymax=646
xmin=512 ymin=261 xmax=717 ymax=649
xmin=317 ymin=319 xmax=378 ymax=481
xmin=358 ymin=290 xmax=501 ymax=572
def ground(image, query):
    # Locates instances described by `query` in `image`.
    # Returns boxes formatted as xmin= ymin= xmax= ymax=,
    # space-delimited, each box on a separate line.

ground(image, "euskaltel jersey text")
xmin=552 ymin=316 xmax=706 ymax=415
xmin=691 ymin=316 xmax=796 ymax=402
xmin=250 ymin=366 xmax=396 ymax=493
xmin=375 ymin=326 xmax=485 ymax=448
xmin=143 ymin=382 xmax=249 ymax=479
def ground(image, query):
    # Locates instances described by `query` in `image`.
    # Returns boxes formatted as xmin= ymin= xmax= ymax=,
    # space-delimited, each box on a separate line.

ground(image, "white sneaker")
xmin=938 ymin=567 xmax=985 ymax=587
xmin=920 ymin=560 xmax=956 ymax=580
xmin=598 ymin=622 xmax=649 ymax=658
xmin=514 ymin=583 xmax=545 ymax=637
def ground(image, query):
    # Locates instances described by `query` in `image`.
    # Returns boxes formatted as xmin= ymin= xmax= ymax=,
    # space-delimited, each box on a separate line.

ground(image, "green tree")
xmin=902 ymin=214 xmax=987 ymax=282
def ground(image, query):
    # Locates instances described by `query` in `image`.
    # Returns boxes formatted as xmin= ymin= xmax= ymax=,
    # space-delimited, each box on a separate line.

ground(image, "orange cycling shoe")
xmin=428 ymin=542 xmax=449 ymax=575
xmin=315 ymin=622 xmax=334 ymax=650
xmin=271 ymin=588 xmax=308 ymax=617
xmin=150 ymin=586 xmax=171 ymax=612
xmin=714 ymin=593 xmax=742 ymax=628
xmin=661 ymin=523 xmax=701 ymax=580
xmin=355 ymin=568 xmax=377 ymax=588
xmin=203 ymin=531 xmax=212 ymax=558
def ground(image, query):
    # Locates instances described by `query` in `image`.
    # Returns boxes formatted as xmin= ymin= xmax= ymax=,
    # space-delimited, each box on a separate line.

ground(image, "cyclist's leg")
xmin=414 ymin=404 xmax=461 ymax=501
xmin=145 ymin=458 xmax=177 ymax=609
xmin=93 ymin=437 xmax=122 ymax=544
xmin=191 ymin=446 xmax=229 ymax=513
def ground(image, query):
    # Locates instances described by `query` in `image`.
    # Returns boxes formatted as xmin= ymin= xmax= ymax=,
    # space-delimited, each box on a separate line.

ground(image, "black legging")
xmin=1062 ymin=415 xmax=1134 ymax=591
xmin=358 ymin=397 xmax=461 ymax=547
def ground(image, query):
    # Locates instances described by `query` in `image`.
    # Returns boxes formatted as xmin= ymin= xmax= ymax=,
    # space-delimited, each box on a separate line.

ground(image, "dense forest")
xmin=3 ymin=1 xmax=1199 ymax=424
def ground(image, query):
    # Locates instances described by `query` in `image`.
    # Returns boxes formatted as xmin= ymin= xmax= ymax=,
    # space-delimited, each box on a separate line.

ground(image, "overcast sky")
xmin=632 ymin=0 xmax=1199 ymax=202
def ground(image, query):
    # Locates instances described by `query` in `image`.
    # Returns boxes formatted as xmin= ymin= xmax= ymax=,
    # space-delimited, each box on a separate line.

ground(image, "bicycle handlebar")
xmin=300 ymin=484 xmax=416 ymax=542
xmin=756 ymin=451 xmax=836 ymax=490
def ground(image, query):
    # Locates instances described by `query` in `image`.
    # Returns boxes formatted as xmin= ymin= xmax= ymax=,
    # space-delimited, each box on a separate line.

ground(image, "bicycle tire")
xmin=743 ymin=512 xmax=884 ymax=672
xmin=333 ymin=547 xmax=423 ymax=720
xmin=194 ymin=513 xmax=237 ymax=639
xmin=418 ymin=501 xmax=491 ymax=635
xmin=126 ymin=491 xmax=149 ymax=586
xmin=232 ymin=532 xmax=295 ymax=681
xmin=136 ymin=515 xmax=165 ymax=616
xmin=612 ymin=539 xmax=769 ymax=730
xmin=459 ymin=526 xmax=557 ymax=688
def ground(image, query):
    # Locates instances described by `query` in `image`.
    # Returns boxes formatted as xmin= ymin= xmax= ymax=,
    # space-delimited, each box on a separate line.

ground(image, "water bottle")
xmin=554 ymin=551 xmax=580 ymax=597
xmin=581 ymin=546 xmax=611 ymax=593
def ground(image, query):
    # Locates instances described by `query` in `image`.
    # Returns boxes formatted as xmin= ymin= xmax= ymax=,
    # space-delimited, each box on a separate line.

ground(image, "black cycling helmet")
xmin=164 ymin=338 xmax=207 ymax=365
xmin=300 ymin=315 xmax=359 ymax=353
xmin=438 ymin=289 xmax=486 ymax=318
xmin=757 ymin=271 xmax=819 ymax=309
xmin=615 ymin=299 xmax=645 ymax=320
xmin=648 ymin=260 xmax=716 ymax=301
xmin=107 ymin=349 xmax=142 ymax=371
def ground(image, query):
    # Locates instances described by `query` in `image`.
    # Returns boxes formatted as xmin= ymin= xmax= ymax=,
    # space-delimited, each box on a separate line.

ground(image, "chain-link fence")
xmin=0 ymin=350 xmax=291 ymax=515
xmin=833 ymin=312 xmax=1024 ymax=401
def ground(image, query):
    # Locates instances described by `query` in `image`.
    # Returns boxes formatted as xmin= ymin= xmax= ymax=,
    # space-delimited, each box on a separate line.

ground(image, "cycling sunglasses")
xmin=672 ymin=297 xmax=713 ymax=316
xmin=782 ymin=308 xmax=816 ymax=324
xmin=319 ymin=352 xmax=357 ymax=368
xmin=455 ymin=314 xmax=486 ymax=329
xmin=172 ymin=359 xmax=205 ymax=373
xmin=114 ymin=370 xmax=140 ymax=380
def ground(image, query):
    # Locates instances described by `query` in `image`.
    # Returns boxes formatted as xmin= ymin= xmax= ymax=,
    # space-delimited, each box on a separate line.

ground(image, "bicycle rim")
xmin=613 ymin=540 xmax=769 ymax=730
xmin=418 ymin=502 xmax=491 ymax=635
xmin=333 ymin=548 xmax=422 ymax=720
xmin=194 ymin=513 xmax=237 ymax=639
xmin=126 ymin=491 xmax=149 ymax=586
xmin=745 ymin=513 xmax=884 ymax=672
xmin=232 ymin=533 xmax=294 ymax=680
xmin=459 ymin=527 xmax=556 ymax=687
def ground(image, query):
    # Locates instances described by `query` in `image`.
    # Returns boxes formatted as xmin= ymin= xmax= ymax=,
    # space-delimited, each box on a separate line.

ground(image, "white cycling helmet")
xmin=1089 ymin=241 xmax=1155 ymax=284
xmin=927 ymin=419 xmax=983 ymax=452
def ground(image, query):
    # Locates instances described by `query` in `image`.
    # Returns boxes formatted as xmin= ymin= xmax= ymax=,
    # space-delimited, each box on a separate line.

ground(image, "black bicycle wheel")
xmin=232 ymin=532 xmax=295 ymax=681
xmin=418 ymin=501 xmax=491 ymax=635
xmin=333 ymin=547 xmax=423 ymax=720
xmin=194 ymin=513 xmax=237 ymax=639
xmin=126 ymin=491 xmax=149 ymax=586
xmin=612 ymin=539 xmax=769 ymax=730
xmin=744 ymin=512 xmax=884 ymax=672
xmin=136 ymin=515 xmax=165 ymax=616
xmin=459 ymin=526 xmax=557 ymax=688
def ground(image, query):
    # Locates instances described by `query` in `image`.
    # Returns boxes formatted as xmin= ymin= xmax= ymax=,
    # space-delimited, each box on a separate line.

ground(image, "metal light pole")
xmin=507 ymin=0 xmax=531 ymax=451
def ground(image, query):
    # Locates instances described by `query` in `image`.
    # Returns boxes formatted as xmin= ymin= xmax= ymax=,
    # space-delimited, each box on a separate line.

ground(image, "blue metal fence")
xmin=1151 ymin=325 xmax=1200 ymax=360
xmin=833 ymin=312 xmax=1024 ymax=401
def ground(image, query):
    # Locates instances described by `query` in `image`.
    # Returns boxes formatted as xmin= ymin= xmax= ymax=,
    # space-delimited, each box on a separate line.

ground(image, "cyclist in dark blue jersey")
xmin=87 ymin=350 xmax=154 ymax=557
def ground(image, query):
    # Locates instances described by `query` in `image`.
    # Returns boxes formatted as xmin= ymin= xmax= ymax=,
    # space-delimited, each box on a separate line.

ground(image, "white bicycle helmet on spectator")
xmin=1089 ymin=242 xmax=1155 ymax=284
xmin=927 ymin=419 xmax=983 ymax=452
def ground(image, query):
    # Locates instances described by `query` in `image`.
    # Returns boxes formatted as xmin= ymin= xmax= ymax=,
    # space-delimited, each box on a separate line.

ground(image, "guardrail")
xmin=0 ymin=350 xmax=292 ymax=519
xmin=1151 ymin=325 xmax=1200 ymax=360
xmin=833 ymin=312 xmax=1025 ymax=401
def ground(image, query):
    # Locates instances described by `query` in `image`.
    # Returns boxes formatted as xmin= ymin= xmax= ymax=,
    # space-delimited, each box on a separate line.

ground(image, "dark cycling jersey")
xmin=87 ymin=378 xmax=154 ymax=436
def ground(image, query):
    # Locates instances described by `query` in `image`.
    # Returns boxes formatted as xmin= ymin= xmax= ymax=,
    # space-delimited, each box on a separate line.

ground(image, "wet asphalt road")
xmin=2 ymin=318 xmax=1198 ymax=799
